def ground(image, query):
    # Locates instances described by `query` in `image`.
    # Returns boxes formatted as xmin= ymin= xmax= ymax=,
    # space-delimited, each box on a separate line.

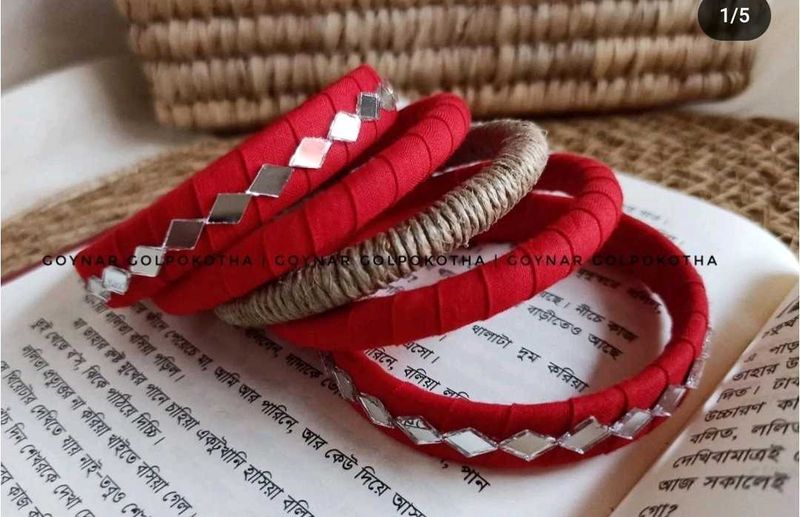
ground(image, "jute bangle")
xmin=214 ymin=120 xmax=549 ymax=327
xmin=324 ymin=192 xmax=710 ymax=468
xmin=75 ymin=65 xmax=398 ymax=306
xmin=230 ymin=152 xmax=623 ymax=350
xmin=153 ymin=93 xmax=471 ymax=314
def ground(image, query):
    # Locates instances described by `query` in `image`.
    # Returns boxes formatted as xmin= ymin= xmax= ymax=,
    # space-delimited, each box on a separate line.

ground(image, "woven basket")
xmin=116 ymin=0 xmax=756 ymax=131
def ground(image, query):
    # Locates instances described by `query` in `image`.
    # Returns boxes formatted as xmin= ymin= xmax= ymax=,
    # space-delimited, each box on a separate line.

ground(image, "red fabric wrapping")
xmin=153 ymin=94 xmax=471 ymax=314
xmin=74 ymin=65 xmax=395 ymax=307
xmin=269 ymin=153 xmax=624 ymax=349
xmin=331 ymin=192 xmax=709 ymax=468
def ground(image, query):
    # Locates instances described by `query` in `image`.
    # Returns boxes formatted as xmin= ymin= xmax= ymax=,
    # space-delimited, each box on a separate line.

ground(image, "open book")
xmin=1 ymin=171 xmax=798 ymax=517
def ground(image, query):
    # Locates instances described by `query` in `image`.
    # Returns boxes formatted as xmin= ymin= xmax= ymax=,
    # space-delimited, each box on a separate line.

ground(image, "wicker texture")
xmin=116 ymin=0 xmax=755 ymax=130
xmin=2 ymin=112 xmax=795 ymax=279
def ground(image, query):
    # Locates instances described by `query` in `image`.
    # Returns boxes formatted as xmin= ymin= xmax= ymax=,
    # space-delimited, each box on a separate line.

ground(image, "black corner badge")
xmin=698 ymin=0 xmax=771 ymax=41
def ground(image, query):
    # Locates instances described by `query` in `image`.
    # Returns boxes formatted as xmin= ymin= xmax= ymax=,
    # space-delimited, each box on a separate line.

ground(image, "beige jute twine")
xmin=214 ymin=119 xmax=549 ymax=327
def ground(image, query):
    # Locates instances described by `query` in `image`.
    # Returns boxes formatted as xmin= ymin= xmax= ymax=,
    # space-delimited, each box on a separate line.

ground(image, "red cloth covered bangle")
xmin=152 ymin=93 xmax=471 ymax=314
xmin=75 ymin=65 xmax=398 ymax=306
xmin=324 ymin=192 xmax=710 ymax=468
xmin=269 ymin=153 xmax=624 ymax=350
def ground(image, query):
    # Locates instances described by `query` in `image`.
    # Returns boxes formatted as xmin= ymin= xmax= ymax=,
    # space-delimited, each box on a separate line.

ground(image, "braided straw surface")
xmin=116 ymin=0 xmax=755 ymax=130
xmin=2 ymin=112 xmax=796 ymax=282
xmin=215 ymin=120 xmax=549 ymax=326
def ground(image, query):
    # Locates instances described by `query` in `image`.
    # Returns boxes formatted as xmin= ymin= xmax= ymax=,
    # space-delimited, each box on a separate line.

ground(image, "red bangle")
xmin=324 ymin=193 xmax=710 ymax=468
xmin=268 ymin=153 xmax=624 ymax=350
xmin=75 ymin=65 xmax=398 ymax=306
xmin=152 ymin=93 xmax=471 ymax=314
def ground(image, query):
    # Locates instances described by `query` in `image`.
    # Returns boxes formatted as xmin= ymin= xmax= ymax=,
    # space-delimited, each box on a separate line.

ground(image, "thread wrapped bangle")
xmin=214 ymin=120 xmax=550 ymax=327
xmin=152 ymin=93 xmax=471 ymax=314
xmin=75 ymin=65 xmax=398 ymax=306
xmin=323 ymin=192 xmax=710 ymax=468
xmin=237 ymin=152 xmax=623 ymax=350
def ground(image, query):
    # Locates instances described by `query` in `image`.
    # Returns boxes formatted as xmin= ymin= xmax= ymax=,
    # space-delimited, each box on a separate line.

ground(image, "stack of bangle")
xmin=254 ymin=151 xmax=627 ymax=350
xmin=316 ymin=167 xmax=709 ymax=467
xmin=74 ymin=66 xmax=709 ymax=467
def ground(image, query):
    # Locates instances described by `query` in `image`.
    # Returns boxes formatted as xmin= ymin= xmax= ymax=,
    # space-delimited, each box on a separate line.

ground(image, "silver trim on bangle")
xmin=85 ymin=81 xmax=398 ymax=303
xmin=320 ymin=329 xmax=710 ymax=461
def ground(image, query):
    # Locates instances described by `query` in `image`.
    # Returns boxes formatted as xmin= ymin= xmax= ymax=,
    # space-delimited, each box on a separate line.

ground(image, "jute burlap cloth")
xmin=116 ymin=0 xmax=755 ymax=131
xmin=2 ymin=111 xmax=796 ymax=279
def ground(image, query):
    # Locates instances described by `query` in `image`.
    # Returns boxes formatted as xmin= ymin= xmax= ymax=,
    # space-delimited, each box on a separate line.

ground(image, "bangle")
xmin=75 ymin=65 xmax=398 ymax=306
xmin=324 ymin=193 xmax=710 ymax=467
xmin=152 ymin=93 xmax=471 ymax=314
xmin=215 ymin=120 xmax=550 ymax=327
xmin=252 ymin=152 xmax=623 ymax=350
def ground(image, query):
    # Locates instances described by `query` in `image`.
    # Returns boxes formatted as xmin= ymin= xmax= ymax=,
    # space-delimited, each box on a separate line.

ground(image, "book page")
xmin=613 ymin=286 xmax=799 ymax=517
xmin=1 ymin=173 xmax=797 ymax=517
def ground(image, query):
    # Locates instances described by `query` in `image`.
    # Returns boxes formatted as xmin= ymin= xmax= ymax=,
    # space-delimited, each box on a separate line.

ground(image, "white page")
xmin=613 ymin=285 xmax=799 ymax=516
xmin=1 ymin=174 xmax=797 ymax=517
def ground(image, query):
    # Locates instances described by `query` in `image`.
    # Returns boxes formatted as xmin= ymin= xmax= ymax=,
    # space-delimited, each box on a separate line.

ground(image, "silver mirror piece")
xmin=163 ymin=219 xmax=205 ymax=250
xmin=499 ymin=430 xmax=557 ymax=461
xmin=289 ymin=137 xmax=332 ymax=169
